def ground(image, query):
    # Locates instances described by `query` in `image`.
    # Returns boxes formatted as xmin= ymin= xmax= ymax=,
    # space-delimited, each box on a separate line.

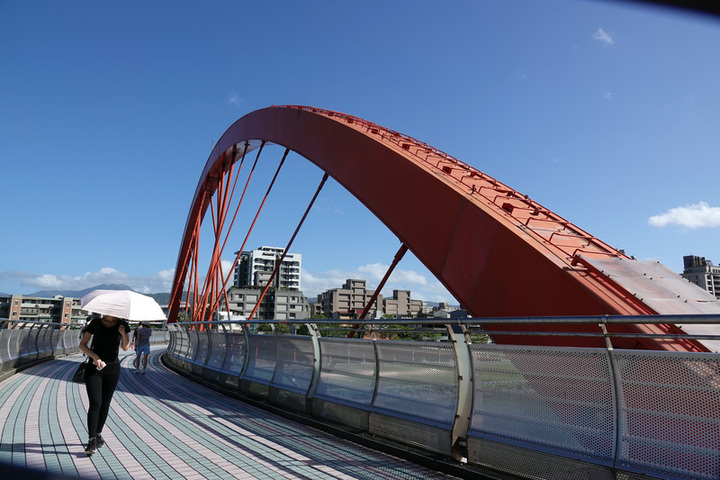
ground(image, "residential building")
xmin=383 ymin=289 xmax=423 ymax=317
xmin=220 ymin=286 xmax=309 ymax=321
xmin=317 ymin=279 xmax=382 ymax=319
xmin=682 ymin=255 xmax=720 ymax=300
xmin=233 ymin=246 xmax=301 ymax=290
xmin=226 ymin=246 xmax=308 ymax=321
xmin=0 ymin=294 xmax=84 ymax=325
xmin=315 ymin=280 xmax=424 ymax=319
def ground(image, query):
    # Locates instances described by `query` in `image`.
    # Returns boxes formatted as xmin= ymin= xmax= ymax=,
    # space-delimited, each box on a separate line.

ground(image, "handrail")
xmin=0 ymin=319 xmax=169 ymax=381
xmin=170 ymin=314 xmax=720 ymax=326
xmin=165 ymin=317 xmax=720 ymax=480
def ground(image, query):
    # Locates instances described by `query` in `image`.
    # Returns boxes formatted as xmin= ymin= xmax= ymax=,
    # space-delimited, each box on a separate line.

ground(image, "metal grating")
xmin=369 ymin=412 xmax=452 ymax=455
xmin=373 ymin=341 xmax=457 ymax=429
xmin=467 ymin=436 xmax=614 ymax=480
xmin=205 ymin=331 xmax=226 ymax=371
xmin=271 ymin=336 xmax=314 ymax=395
xmin=242 ymin=334 xmax=277 ymax=385
xmin=613 ymin=351 xmax=720 ymax=480
xmin=315 ymin=338 xmax=376 ymax=408
xmin=220 ymin=332 xmax=246 ymax=375
xmin=467 ymin=344 xmax=615 ymax=465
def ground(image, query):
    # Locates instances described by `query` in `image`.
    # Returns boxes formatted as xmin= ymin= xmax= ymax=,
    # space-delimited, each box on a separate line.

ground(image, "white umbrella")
xmin=80 ymin=289 xmax=166 ymax=321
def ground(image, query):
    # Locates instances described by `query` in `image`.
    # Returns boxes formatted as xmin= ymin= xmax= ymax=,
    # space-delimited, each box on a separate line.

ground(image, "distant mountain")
xmin=29 ymin=284 xmax=135 ymax=299
xmin=22 ymin=284 xmax=172 ymax=305
xmin=148 ymin=292 xmax=171 ymax=305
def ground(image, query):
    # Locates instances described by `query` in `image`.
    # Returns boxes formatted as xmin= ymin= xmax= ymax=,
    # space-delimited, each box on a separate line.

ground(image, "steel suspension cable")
xmin=248 ymin=172 xmax=330 ymax=321
xmin=198 ymin=145 xmax=249 ymax=323
xmin=205 ymin=146 xmax=289 ymax=317
xmin=204 ymin=142 xmax=268 ymax=316
xmin=348 ymin=243 xmax=409 ymax=338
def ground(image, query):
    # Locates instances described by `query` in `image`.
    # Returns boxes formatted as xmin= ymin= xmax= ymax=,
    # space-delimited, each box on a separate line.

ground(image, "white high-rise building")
xmin=682 ymin=255 xmax=720 ymax=300
xmin=233 ymin=246 xmax=302 ymax=291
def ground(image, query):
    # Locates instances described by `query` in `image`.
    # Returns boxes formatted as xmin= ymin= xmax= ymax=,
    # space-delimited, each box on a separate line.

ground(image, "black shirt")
xmin=85 ymin=317 xmax=128 ymax=366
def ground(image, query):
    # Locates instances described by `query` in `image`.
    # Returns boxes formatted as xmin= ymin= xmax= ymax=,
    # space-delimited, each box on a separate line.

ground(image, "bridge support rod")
xmin=348 ymin=243 xmax=409 ymax=338
xmin=248 ymin=172 xmax=330 ymax=321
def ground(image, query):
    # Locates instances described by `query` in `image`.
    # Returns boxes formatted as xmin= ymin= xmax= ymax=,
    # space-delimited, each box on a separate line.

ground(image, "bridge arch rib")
xmin=169 ymin=105 xmax=714 ymax=352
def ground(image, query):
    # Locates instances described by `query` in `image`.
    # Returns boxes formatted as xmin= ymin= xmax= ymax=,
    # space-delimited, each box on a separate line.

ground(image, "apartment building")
xmin=315 ymin=280 xmax=423 ymax=319
xmin=220 ymin=286 xmax=309 ymax=320
xmin=0 ymin=294 xmax=85 ymax=325
xmin=233 ymin=246 xmax=301 ymax=290
xmin=316 ymin=279 xmax=382 ymax=319
xmin=221 ymin=246 xmax=307 ymax=320
xmin=682 ymin=255 xmax=720 ymax=300
xmin=383 ymin=289 xmax=423 ymax=317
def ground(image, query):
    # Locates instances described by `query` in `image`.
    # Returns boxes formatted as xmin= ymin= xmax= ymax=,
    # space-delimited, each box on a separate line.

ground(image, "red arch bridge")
xmin=162 ymin=105 xmax=720 ymax=479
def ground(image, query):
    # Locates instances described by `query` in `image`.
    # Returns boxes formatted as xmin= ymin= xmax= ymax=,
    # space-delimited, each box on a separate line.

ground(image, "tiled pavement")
xmin=0 ymin=346 xmax=463 ymax=479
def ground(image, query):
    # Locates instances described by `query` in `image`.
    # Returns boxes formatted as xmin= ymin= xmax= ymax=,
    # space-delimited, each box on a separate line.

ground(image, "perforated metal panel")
xmin=205 ymin=331 xmax=226 ymax=371
xmin=164 ymin=324 xmax=720 ymax=480
xmin=191 ymin=330 xmax=209 ymax=374
xmin=185 ymin=329 xmax=199 ymax=363
xmin=50 ymin=330 xmax=63 ymax=355
xmin=242 ymin=334 xmax=277 ymax=385
xmin=18 ymin=329 xmax=35 ymax=359
xmin=315 ymin=338 xmax=376 ymax=408
xmin=467 ymin=436 xmax=613 ymax=480
xmin=613 ymin=350 xmax=720 ymax=480
xmin=38 ymin=327 xmax=52 ymax=358
xmin=220 ymin=332 xmax=246 ymax=375
xmin=369 ymin=412 xmax=453 ymax=455
xmin=467 ymin=344 xmax=615 ymax=466
xmin=271 ymin=336 xmax=314 ymax=395
xmin=373 ymin=341 xmax=458 ymax=429
xmin=0 ymin=330 xmax=14 ymax=363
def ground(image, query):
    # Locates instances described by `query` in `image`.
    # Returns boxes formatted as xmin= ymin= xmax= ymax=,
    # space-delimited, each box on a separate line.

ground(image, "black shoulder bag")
xmin=72 ymin=358 xmax=89 ymax=383
xmin=73 ymin=332 xmax=94 ymax=383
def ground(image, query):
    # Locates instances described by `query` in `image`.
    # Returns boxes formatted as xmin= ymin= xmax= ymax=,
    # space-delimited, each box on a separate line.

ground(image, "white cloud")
xmin=221 ymin=260 xmax=236 ymax=276
xmin=227 ymin=92 xmax=245 ymax=107
xmin=1 ymin=263 xmax=455 ymax=304
xmin=0 ymin=267 xmax=176 ymax=295
xmin=593 ymin=28 xmax=614 ymax=45
xmin=648 ymin=202 xmax=720 ymax=229
xmin=34 ymin=274 xmax=63 ymax=288
xmin=312 ymin=197 xmax=344 ymax=215
xmin=301 ymin=263 xmax=452 ymax=303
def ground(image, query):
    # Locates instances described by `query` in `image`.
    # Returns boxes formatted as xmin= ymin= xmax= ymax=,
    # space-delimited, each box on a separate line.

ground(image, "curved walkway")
xmin=0 ymin=346 xmax=460 ymax=480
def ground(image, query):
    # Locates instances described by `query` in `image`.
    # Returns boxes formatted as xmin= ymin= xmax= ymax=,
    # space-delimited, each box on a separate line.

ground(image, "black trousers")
xmin=85 ymin=364 xmax=120 ymax=438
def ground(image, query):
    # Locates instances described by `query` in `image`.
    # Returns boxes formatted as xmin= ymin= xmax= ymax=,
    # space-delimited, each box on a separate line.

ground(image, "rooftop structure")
xmin=682 ymin=255 xmax=720 ymax=300
xmin=233 ymin=246 xmax=301 ymax=291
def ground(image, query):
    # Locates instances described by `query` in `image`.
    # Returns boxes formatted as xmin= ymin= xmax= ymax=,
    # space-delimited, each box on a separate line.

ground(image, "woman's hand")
xmin=119 ymin=322 xmax=131 ymax=351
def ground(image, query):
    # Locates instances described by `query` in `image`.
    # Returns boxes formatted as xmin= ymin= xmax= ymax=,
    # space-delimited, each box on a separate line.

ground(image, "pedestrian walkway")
xmin=0 ymin=346 xmax=463 ymax=479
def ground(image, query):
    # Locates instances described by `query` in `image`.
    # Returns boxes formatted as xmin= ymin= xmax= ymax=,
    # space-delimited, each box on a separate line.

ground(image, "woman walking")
xmin=78 ymin=314 xmax=130 ymax=455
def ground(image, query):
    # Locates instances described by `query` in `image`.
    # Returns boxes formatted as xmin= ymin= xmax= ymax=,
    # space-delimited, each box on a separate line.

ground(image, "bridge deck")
xmin=0 ymin=346 xmax=460 ymax=479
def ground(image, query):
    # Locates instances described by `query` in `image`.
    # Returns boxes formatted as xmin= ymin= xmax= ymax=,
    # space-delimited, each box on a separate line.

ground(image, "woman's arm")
xmin=119 ymin=323 xmax=131 ymax=351
xmin=79 ymin=331 xmax=104 ymax=368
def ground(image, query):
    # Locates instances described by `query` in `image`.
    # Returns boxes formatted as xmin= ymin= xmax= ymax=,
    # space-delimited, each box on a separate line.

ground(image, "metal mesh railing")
xmin=1 ymin=320 xmax=169 ymax=380
xmin=164 ymin=316 xmax=720 ymax=480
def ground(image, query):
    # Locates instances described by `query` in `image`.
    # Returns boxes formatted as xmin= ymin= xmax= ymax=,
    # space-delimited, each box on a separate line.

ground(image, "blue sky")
xmin=1 ymin=1 xmax=719 ymax=303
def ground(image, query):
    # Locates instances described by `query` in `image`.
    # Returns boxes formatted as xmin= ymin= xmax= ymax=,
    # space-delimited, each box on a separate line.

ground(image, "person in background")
xmin=78 ymin=314 xmax=130 ymax=455
xmin=133 ymin=322 xmax=152 ymax=374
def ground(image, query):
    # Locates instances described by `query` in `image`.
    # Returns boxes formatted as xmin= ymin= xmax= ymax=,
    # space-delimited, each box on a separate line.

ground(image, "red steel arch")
xmin=168 ymin=105 xmax=710 ymax=351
